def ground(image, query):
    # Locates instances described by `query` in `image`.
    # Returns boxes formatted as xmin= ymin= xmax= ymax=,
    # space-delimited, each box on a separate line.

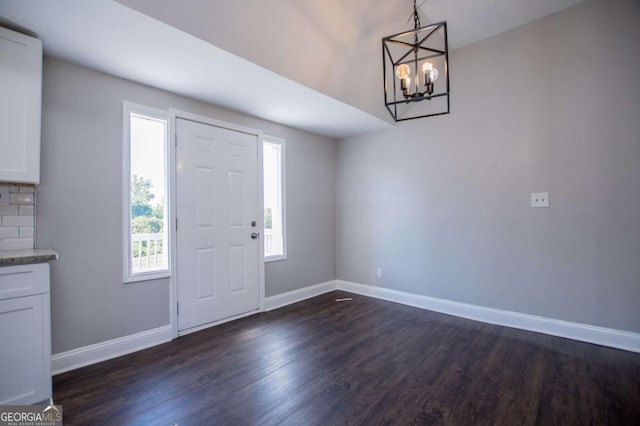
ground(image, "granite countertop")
xmin=0 ymin=249 xmax=58 ymax=266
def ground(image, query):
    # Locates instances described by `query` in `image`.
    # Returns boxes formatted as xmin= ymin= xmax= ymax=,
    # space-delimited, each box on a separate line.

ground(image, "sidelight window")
xmin=123 ymin=102 xmax=170 ymax=282
xmin=263 ymin=137 xmax=286 ymax=261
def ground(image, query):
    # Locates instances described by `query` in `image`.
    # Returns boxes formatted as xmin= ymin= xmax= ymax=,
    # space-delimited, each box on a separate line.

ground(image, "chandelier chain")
xmin=413 ymin=0 xmax=421 ymax=48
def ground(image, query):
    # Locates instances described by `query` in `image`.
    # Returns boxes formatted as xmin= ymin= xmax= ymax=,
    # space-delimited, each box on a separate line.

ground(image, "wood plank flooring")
xmin=53 ymin=291 xmax=640 ymax=425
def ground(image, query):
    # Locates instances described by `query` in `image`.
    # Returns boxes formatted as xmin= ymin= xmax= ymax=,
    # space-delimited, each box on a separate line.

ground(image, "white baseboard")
xmin=337 ymin=280 xmax=640 ymax=353
xmin=52 ymin=280 xmax=337 ymax=374
xmin=51 ymin=280 xmax=639 ymax=375
xmin=265 ymin=280 xmax=337 ymax=311
xmin=51 ymin=325 xmax=173 ymax=375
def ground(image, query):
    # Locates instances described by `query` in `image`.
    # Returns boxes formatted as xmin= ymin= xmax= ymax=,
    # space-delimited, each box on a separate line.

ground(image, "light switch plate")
xmin=0 ymin=186 xmax=9 ymax=206
xmin=531 ymin=192 xmax=550 ymax=208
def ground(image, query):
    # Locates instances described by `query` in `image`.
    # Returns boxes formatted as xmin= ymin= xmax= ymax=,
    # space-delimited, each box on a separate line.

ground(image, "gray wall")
xmin=39 ymin=57 xmax=336 ymax=354
xmin=336 ymin=0 xmax=640 ymax=333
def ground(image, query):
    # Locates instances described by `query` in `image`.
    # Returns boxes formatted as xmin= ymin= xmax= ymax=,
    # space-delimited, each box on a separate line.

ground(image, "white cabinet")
xmin=0 ymin=263 xmax=51 ymax=404
xmin=0 ymin=27 xmax=42 ymax=184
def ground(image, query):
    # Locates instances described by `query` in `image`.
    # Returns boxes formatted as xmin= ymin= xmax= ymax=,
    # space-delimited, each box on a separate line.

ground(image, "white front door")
xmin=176 ymin=117 xmax=262 ymax=332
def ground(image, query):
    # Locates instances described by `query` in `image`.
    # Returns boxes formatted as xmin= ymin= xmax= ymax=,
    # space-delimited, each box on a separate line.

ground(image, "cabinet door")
xmin=0 ymin=27 xmax=42 ymax=184
xmin=0 ymin=294 xmax=51 ymax=404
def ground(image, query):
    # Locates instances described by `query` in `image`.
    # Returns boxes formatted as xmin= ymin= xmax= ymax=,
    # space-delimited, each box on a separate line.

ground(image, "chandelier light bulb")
xmin=422 ymin=62 xmax=439 ymax=83
xmin=395 ymin=64 xmax=411 ymax=80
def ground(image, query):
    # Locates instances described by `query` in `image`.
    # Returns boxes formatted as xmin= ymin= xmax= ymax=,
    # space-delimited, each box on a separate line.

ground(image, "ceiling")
xmin=0 ymin=0 xmax=585 ymax=139
xmin=421 ymin=0 xmax=586 ymax=50
xmin=0 ymin=0 xmax=389 ymax=138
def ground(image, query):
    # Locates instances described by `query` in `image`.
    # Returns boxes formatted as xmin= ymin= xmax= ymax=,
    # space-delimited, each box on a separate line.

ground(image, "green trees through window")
xmin=131 ymin=175 xmax=164 ymax=234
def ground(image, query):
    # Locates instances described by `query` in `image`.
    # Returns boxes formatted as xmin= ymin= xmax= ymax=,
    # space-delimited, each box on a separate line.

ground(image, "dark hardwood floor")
xmin=54 ymin=291 xmax=640 ymax=425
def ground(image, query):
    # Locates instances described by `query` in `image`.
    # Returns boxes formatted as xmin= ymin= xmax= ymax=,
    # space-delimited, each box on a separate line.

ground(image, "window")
xmin=123 ymin=102 xmax=170 ymax=282
xmin=263 ymin=137 xmax=286 ymax=261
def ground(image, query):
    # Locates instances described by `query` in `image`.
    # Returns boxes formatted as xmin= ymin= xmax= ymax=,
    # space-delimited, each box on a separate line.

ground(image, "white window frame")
xmin=263 ymin=136 xmax=287 ymax=262
xmin=122 ymin=101 xmax=171 ymax=283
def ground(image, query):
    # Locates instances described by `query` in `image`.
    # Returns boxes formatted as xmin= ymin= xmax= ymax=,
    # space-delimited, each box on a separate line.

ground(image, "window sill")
xmin=125 ymin=270 xmax=171 ymax=284
xmin=265 ymin=255 xmax=287 ymax=263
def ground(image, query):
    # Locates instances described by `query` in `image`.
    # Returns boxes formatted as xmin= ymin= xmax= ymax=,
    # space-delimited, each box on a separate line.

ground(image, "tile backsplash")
xmin=0 ymin=184 xmax=36 ymax=251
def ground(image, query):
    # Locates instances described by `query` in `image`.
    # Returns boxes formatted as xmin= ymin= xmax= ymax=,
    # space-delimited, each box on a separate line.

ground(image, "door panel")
xmin=176 ymin=117 xmax=260 ymax=332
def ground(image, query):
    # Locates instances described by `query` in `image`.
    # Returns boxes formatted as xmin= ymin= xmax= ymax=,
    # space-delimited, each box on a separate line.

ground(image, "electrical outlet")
xmin=531 ymin=192 xmax=550 ymax=208
xmin=376 ymin=268 xmax=383 ymax=278
xmin=0 ymin=186 xmax=9 ymax=207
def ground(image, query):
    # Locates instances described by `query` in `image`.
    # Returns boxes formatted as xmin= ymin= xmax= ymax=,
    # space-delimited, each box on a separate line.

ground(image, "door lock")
xmin=251 ymin=221 xmax=257 ymax=227
xmin=251 ymin=232 xmax=260 ymax=240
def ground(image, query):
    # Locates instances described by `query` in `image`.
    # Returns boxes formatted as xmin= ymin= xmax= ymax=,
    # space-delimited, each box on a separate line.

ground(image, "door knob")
xmin=251 ymin=232 xmax=260 ymax=240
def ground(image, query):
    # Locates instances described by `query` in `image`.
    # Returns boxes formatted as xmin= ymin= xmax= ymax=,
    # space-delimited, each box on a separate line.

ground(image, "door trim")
xmin=169 ymin=109 xmax=265 ymax=339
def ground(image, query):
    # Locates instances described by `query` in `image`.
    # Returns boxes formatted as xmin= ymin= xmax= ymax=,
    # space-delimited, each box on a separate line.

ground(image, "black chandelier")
xmin=382 ymin=0 xmax=450 ymax=121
